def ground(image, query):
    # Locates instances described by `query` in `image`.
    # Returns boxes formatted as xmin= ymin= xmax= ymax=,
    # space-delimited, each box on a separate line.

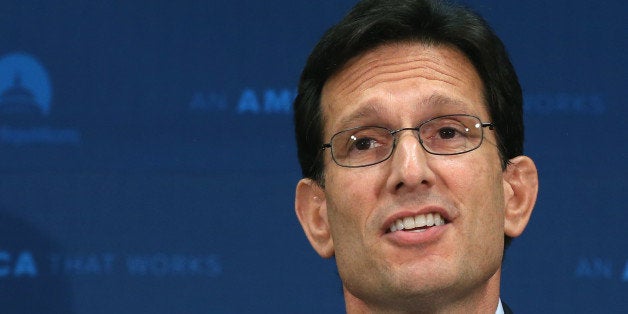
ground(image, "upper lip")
xmin=381 ymin=205 xmax=452 ymax=233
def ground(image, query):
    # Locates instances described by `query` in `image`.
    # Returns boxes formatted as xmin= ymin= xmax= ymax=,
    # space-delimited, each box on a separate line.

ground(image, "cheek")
xmin=326 ymin=166 xmax=385 ymax=206
xmin=325 ymin=171 xmax=361 ymax=223
xmin=436 ymin=158 xmax=479 ymax=194
xmin=324 ymin=167 xmax=385 ymax=234
xmin=438 ymin=156 xmax=505 ymax=222
xmin=441 ymin=159 xmax=505 ymax=264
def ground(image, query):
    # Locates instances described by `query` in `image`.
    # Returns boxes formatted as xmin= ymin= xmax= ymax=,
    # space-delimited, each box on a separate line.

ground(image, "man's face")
xmin=319 ymin=43 xmax=507 ymax=308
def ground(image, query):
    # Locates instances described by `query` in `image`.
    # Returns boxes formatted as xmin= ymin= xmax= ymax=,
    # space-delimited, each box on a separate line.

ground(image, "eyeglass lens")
xmin=330 ymin=115 xmax=485 ymax=167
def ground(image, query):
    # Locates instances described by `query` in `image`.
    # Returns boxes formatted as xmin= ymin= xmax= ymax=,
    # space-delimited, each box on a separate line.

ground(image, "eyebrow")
xmin=333 ymin=94 xmax=474 ymax=130
xmin=335 ymin=103 xmax=390 ymax=131
xmin=423 ymin=94 xmax=473 ymax=113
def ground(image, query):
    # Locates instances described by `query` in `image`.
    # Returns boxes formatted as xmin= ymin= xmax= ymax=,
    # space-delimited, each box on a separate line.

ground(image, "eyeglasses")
xmin=321 ymin=114 xmax=494 ymax=168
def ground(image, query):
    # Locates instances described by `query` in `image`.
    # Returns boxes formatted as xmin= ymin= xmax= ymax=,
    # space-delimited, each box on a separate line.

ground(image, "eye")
xmin=331 ymin=126 xmax=392 ymax=162
xmin=351 ymin=136 xmax=379 ymax=150
xmin=438 ymin=127 xmax=459 ymax=139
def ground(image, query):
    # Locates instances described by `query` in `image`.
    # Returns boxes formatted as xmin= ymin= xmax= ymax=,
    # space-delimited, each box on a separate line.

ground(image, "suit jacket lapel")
xmin=502 ymin=301 xmax=514 ymax=314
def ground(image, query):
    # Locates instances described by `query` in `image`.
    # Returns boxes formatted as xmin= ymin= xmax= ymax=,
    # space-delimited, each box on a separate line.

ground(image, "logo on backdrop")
xmin=189 ymin=88 xmax=296 ymax=115
xmin=189 ymin=90 xmax=608 ymax=116
xmin=0 ymin=250 xmax=223 ymax=279
xmin=524 ymin=93 xmax=606 ymax=115
xmin=0 ymin=52 xmax=80 ymax=145
xmin=575 ymin=257 xmax=628 ymax=282
xmin=0 ymin=53 xmax=51 ymax=116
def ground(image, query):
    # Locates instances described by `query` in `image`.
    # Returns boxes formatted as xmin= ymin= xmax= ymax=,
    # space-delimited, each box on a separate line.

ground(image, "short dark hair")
xmin=293 ymin=0 xmax=523 ymax=248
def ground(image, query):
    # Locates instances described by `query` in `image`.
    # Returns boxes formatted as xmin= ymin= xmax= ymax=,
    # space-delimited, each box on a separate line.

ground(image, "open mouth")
xmin=387 ymin=213 xmax=448 ymax=233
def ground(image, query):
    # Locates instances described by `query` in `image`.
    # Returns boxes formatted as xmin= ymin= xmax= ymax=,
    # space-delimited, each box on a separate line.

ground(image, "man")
xmin=293 ymin=0 xmax=538 ymax=313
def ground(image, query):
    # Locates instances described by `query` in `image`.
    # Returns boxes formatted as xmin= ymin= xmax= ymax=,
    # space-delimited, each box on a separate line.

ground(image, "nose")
xmin=385 ymin=130 xmax=435 ymax=193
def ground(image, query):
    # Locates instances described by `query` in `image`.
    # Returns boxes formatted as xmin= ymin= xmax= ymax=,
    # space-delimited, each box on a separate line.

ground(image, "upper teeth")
xmin=389 ymin=213 xmax=445 ymax=232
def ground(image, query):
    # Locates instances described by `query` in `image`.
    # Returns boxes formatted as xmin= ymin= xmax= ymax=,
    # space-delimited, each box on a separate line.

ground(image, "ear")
xmin=295 ymin=178 xmax=334 ymax=258
xmin=503 ymin=156 xmax=538 ymax=238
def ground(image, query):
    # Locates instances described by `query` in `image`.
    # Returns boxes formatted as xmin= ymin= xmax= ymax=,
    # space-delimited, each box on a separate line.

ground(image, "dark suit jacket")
xmin=502 ymin=301 xmax=514 ymax=314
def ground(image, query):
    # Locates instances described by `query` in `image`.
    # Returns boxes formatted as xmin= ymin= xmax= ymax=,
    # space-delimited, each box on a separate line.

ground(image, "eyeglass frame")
xmin=320 ymin=114 xmax=495 ymax=168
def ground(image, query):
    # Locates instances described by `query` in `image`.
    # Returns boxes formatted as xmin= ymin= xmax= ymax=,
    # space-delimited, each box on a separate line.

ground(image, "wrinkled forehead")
xmin=320 ymin=42 xmax=486 ymax=135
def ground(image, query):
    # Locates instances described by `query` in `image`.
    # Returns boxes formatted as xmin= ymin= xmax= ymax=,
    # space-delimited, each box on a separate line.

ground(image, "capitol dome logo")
xmin=0 ymin=52 xmax=80 ymax=145
xmin=0 ymin=53 xmax=52 ymax=116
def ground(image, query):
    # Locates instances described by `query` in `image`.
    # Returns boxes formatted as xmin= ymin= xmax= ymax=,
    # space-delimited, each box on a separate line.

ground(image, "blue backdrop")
xmin=1 ymin=1 xmax=626 ymax=313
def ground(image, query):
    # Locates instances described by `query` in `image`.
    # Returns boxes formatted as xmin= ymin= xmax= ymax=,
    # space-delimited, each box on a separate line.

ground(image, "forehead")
xmin=320 ymin=42 xmax=486 ymax=134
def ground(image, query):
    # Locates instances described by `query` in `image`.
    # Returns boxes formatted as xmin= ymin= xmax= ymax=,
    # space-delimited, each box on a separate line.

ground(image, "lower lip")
xmin=384 ymin=224 xmax=448 ymax=246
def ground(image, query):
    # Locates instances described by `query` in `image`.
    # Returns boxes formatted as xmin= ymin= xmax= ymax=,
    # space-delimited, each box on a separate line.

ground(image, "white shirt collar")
xmin=495 ymin=298 xmax=505 ymax=314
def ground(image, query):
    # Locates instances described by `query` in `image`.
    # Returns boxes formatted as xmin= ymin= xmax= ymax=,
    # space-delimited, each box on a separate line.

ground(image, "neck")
xmin=344 ymin=267 xmax=502 ymax=314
